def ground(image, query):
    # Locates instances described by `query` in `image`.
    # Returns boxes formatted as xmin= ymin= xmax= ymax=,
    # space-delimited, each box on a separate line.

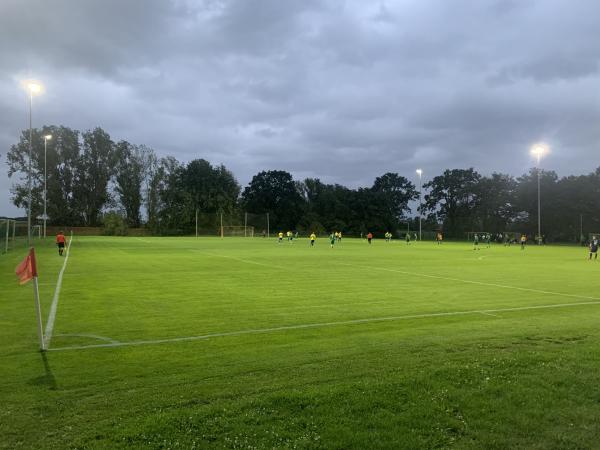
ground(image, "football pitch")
xmin=3 ymin=236 xmax=600 ymax=448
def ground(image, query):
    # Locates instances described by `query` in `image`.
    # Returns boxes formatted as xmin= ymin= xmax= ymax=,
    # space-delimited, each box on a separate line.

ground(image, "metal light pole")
xmin=25 ymin=82 xmax=42 ymax=247
xmin=531 ymin=145 xmax=546 ymax=245
xmin=416 ymin=169 xmax=423 ymax=241
xmin=43 ymin=134 xmax=52 ymax=238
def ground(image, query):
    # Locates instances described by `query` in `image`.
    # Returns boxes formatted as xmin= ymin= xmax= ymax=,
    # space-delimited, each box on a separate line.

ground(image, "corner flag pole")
xmin=28 ymin=248 xmax=45 ymax=351
xmin=15 ymin=247 xmax=45 ymax=350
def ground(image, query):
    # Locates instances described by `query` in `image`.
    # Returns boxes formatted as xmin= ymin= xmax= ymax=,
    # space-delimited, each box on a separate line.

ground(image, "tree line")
xmin=6 ymin=125 xmax=600 ymax=241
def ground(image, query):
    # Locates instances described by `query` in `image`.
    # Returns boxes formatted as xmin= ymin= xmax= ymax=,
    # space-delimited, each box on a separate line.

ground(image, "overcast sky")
xmin=1 ymin=0 xmax=599 ymax=217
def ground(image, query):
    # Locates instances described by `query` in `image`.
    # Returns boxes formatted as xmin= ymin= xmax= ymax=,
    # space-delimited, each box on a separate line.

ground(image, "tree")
xmin=371 ymin=172 xmax=418 ymax=222
xmin=114 ymin=141 xmax=143 ymax=227
xmin=74 ymin=128 xmax=116 ymax=226
xmin=241 ymin=170 xmax=305 ymax=230
xmin=182 ymin=159 xmax=240 ymax=215
xmin=155 ymin=157 xmax=191 ymax=234
xmin=423 ymin=168 xmax=481 ymax=237
xmin=515 ymin=169 xmax=560 ymax=239
xmin=473 ymin=173 xmax=517 ymax=232
xmin=6 ymin=125 xmax=82 ymax=225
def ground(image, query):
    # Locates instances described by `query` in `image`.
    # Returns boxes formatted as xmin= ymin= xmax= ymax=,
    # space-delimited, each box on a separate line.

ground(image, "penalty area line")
xmin=46 ymin=300 xmax=600 ymax=352
xmin=43 ymin=235 xmax=73 ymax=349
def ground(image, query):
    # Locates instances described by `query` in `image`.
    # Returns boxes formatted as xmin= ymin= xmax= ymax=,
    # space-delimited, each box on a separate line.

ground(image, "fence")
xmin=1 ymin=219 xmax=34 ymax=254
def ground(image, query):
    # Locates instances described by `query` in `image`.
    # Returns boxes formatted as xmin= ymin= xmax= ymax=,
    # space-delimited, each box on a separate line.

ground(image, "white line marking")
xmin=135 ymin=237 xmax=153 ymax=243
xmin=43 ymin=236 xmax=73 ymax=348
xmin=47 ymin=300 xmax=600 ymax=352
xmin=55 ymin=333 xmax=120 ymax=344
xmin=340 ymin=263 xmax=600 ymax=303
xmin=479 ymin=311 xmax=499 ymax=317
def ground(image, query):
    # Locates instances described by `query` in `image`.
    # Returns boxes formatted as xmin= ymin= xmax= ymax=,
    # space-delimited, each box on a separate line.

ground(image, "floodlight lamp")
xmin=416 ymin=169 xmax=422 ymax=177
xmin=530 ymin=144 xmax=548 ymax=159
xmin=44 ymin=134 xmax=52 ymax=140
xmin=28 ymin=83 xmax=41 ymax=93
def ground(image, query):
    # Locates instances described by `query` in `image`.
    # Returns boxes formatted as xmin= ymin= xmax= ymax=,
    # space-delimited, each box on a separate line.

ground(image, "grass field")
xmin=2 ymin=236 xmax=600 ymax=449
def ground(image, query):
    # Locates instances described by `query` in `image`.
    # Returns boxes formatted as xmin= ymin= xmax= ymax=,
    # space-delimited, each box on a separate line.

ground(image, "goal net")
xmin=221 ymin=225 xmax=254 ymax=237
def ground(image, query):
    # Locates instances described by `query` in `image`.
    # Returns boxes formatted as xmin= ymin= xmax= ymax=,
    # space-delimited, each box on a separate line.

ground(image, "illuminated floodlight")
xmin=530 ymin=144 xmax=548 ymax=164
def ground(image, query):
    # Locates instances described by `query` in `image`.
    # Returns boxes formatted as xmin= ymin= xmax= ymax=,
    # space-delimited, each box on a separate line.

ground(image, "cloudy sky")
xmin=1 ymin=0 xmax=599 ymax=217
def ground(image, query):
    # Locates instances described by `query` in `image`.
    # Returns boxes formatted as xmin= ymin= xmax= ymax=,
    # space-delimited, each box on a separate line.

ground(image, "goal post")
xmin=32 ymin=224 xmax=42 ymax=239
xmin=221 ymin=225 xmax=254 ymax=237
xmin=1 ymin=219 xmax=25 ymax=254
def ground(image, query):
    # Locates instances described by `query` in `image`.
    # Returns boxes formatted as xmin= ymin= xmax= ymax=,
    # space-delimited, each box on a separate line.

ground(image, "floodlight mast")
xmin=43 ymin=134 xmax=52 ymax=238
xmin=531 ymin=145 xmax=546 ymax=244
xmin=416 ymin=169 xmax=423 ymax=241
xmin=24 ymin=81 xmax=43 ymax=246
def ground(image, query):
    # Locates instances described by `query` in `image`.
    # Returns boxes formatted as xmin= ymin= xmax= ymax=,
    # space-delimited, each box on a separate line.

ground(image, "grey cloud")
xmin=2 ymin=0 xmax=600 ymax=216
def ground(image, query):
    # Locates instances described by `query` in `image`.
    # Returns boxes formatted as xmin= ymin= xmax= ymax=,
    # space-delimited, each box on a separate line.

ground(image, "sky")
xmin=1 ymin=0 xmax=599 ymax=217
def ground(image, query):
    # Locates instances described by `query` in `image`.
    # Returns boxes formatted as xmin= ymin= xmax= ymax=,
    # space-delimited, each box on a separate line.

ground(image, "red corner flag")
xmin=15 ymin=248 xmax=38 ymax=285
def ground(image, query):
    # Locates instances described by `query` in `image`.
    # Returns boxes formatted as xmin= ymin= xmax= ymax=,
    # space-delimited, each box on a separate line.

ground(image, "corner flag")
xmin=15 ymin=248 xmax=45 ymax=351
xmin=15 ymin=248 xmax=37 ymax=284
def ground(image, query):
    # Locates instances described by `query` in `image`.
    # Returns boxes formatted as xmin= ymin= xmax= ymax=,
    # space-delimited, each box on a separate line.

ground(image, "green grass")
xmin=2 ymin=236 xmax=600 ymax=449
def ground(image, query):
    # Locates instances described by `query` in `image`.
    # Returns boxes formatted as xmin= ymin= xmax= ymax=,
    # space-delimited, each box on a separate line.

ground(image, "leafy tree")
xmin=241 ymin=170 xmax=305 ymax=230
xmin=114 ymin=141 xmax=145 ymax=227
xmin=473 ymin=173 xmax=517 ymax=232
xmin=515 ymin=169 xmax=560 ymax=239
xmin=182 ymin=159 xmax=240 ymax=215
xmin=371 ymin=172 xmax=418 ymax=222
xmin=155 ymin=157 xmax=191 ymax=234
xmin=6 ymin=125 xmax=82 ymax=225
xmin=74 ymin=128 xmax=116 ymax=226
xmin=423 ymin=168 xmax=481 ymax=237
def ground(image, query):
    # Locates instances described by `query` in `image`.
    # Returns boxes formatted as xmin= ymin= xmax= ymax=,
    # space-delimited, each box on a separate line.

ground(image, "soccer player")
xmin=367 ymin=232 xmax=373 ymax=245
xmin=337 ymin=231 xmax=342 ymax=242
xmin=278 ymin=231 xmax=283 ymax=243
xmin=520 ymin=234 xmax=527 ymax=250
xmin=330 ymin=232 xmax=336 ymax=248
xmin=287 ymin=230 xmax=292 ymax=242
xmin=436 ymin=232 xmax=443 ymax=245
xmin=590 ymin=236 xmax=599 ymax=260
xmin=485 ymin=233 xmax=491 ymax=248
xmin=310 ymin=232 xmax=316 ymax=247
xmin=473 ymin=233 xmax=479 ymax=250
xmin=405 ymin=233 xmax=410 ymax=245
xmin=56 ymin=231 xmax=66 ymax=256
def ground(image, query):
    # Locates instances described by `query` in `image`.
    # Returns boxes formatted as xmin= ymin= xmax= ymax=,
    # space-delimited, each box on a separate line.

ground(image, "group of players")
xmin=272 ymin=230 xmax=600 ymax=261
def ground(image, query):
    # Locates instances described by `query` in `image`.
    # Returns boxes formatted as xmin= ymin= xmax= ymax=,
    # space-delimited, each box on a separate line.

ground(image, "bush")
xmin=103 ymin=212 xmax=128 ymax=236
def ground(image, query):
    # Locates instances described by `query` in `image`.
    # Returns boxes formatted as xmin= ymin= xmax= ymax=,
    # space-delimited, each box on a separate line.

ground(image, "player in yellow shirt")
xmin=310 ymin=232 xmax=316 ymax=247
xmin=287 ymin=230 xmax=292 ymax=242
xmin=278 ymin=231 xmax=283 ymax=243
